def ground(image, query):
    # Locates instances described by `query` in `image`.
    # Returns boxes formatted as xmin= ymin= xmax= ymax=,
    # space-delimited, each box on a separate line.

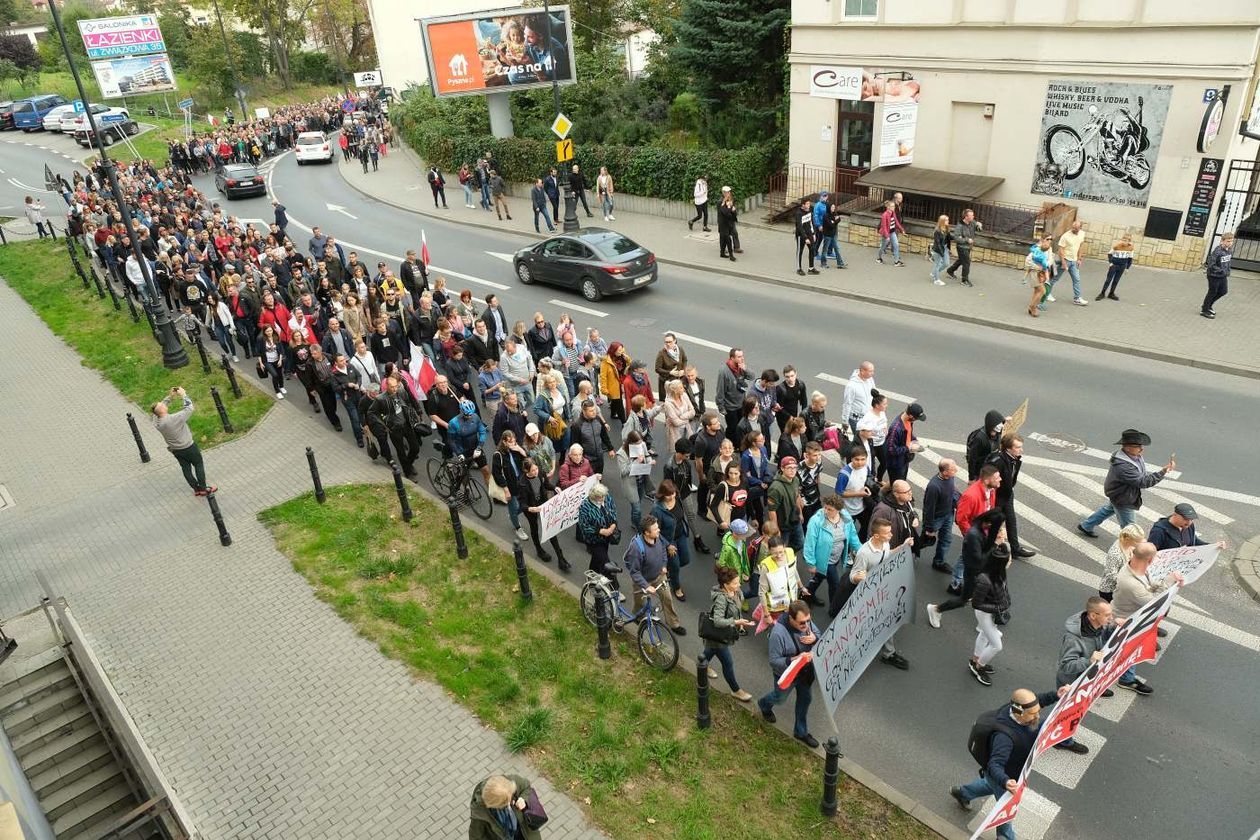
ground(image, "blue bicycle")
xmin=580 ymin=566 xmax=679 ymax=671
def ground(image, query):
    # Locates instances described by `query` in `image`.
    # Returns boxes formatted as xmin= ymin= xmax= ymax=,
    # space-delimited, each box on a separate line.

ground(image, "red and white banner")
xmin=539 ymin=474 xmax=597 ymax=542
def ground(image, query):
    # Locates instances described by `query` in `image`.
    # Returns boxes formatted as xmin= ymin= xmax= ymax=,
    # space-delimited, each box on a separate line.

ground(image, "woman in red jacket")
xmin=257 ymin=290 xmax=293 ymax=372
xmin=620 ymin=359 xmax=655 ymax=417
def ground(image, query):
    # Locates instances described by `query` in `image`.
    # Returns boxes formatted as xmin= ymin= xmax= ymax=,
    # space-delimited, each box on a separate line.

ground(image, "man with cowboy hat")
xmin=1078 ymin=429 xmax=1175 ymax=538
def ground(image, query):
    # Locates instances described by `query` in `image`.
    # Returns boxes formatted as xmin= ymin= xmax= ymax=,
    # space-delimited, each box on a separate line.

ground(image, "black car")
xmin=215 ymin=163 xmax=267 ymax=199
xmin=513 ymin=228 xmax=658 ymax=302
xmin=0 ymin=102 xmax=15 ymax=131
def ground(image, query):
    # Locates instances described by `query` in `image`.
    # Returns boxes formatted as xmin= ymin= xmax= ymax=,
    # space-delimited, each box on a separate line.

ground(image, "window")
xmin=592 ymin=236 xmax=639 ymax=258
xmin=844 ymin=0 xmax=878 ymax=18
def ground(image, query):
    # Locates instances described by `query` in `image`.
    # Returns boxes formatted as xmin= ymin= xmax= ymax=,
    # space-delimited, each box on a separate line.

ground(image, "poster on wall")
xmin=809 ymin=68 xmax=921 ymax=103
xmin=877 ymin=102 xmax=917 ymax=167
xmin=1184 ymin=158 xmax=1223 ymax=237
xmin=1030 ymin=80 xmax=1172 ymax=208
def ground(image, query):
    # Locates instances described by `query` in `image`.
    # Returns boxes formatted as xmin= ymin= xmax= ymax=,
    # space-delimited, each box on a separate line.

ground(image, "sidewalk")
xmin=336 ymin=143 xmax=1260 ymax=379
xmin=0 ymin=274 xmax=605 ymax=840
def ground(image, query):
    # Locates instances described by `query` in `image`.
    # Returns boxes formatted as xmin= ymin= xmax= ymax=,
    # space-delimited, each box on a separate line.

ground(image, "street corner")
xmin=1231 ymin=536 xmax=1260 ymax=603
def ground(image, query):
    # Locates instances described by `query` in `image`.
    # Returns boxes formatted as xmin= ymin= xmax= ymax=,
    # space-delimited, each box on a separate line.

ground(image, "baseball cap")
xmin=524 ymin=421 xmax=540 ymax=435
xmin=779 ymin=456 xmax=798 ymax=469
xmin=729 ymin=519 xmax=750 ymax=536
xmin=907 ymin=402 xmax=927 ymax=421
xmin=1173 ymin=503 xmax=1198 ymax=520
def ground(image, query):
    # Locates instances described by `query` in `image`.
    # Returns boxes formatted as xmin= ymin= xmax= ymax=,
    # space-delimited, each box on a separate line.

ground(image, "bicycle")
xmin=580 ymin=567 xmax=679 ymax=671
xmin=425 ymin=450 xmax=493 ymax=520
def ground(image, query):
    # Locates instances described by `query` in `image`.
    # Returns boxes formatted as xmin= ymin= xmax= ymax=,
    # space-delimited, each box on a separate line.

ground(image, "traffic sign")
xmin=556 ymin=138 xmax=574 ymax=162
xmin=550 ymin=113 xmax=572 ymax=140
xmin=73 ymin=100 xmax=85 ymax=114
xmin=178 ymin=97 xmax=193 ymax=110
xmin=100 ymin=114 xmax=126 ymax=124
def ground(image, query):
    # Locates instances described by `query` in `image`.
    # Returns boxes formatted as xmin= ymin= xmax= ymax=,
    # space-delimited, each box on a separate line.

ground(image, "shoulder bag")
xmin=698 ymin=596 xmax=740 ymax=645
xmin=521 ymin=788 xmax=549 ymax=830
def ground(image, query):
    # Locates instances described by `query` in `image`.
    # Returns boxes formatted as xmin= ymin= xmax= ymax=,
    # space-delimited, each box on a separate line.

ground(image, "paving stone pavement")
xmin=0 ymin=274 xmax=608 ymax=840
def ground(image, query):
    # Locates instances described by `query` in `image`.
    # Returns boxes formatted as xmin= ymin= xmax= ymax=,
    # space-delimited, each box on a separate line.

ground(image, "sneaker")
xmin=797 ymin=269 xmax=806 ymax=276
xmin=275 ymin=392 xmax=285 ymax=400
xmin=603 ymin=215 xmax=609 ymax=221
xmin=881 ymin=652 xmax=909 ymax=670
xmin=795 ymin=733 xmax=821 ymax=749
xmin=279 ymin=387 xmax=288 ymax=394
xmin=968 ymin=660 xmax=992 ymax=686
xmin=688 ymin=219 xmax=695 ymax=230
xmin=876 ymin=257 xmax=884 ymax=264
xmin=760 ymin=706 xmax=776 ymax=723
xmin=1077 ymin=524 xmax=1099 ymax=539
xmin=945 ymin=271 xmax=957 ymax=280
xmin=933 ymin=279 xmax=945 ymax=286
xmin=946 ymin=583 xmax=962 ymax=596
xmin=1074 ymin=297 xmax=1089 ymax=306
xmin=893 ymin=261 xmax=905 ymax=267
xmin=1053 ymin=741 xmax=1090 ymax=755
xmin=514 ymin=527 xmax=528 ymax=540
xmin=671 ymin=625 xmax=687 ymax=636
xmin=1046 ymin=294 xmax=1057 ymax=302
xmin=1156 ymin=625 xmax=1168 ymax=638
xmin=1107 ymin=294 xmax=1120 ymax=301
xmin=608 ymin=214 xmax=615 ymax=221
xmin=1200 ymin=310 xmax=1216 ymax=319
xmin=707 ymin=666 xmax=718 ymax=680
xmin=1118 ymin=678 xmax=1154 ymax=695
xmin=950 ymin=786 xmax=973 ymax=812
xmin=1095 ymin=292 xmax=1106 ymax=301
xmin=733 ymin=689 xmax=753 ymax=702
xmin=231 ymin=355 xmax=239 ymax=362
xmin=538 ymin=551 xmax=553 ymax=563
xmin=961 ymin=279 xmax=973 ymax=287
xmin=980 ymin=663 xmax=995 ymax=675
xmin=808 ymin=268 xmax=820 ymax=275
xmin=926 ymin=603 xmax=942 ymax=629
xmin=1101 ymin=688 xmax=1114 ymax=698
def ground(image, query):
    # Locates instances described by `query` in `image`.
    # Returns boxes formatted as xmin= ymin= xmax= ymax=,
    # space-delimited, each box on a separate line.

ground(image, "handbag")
xmin=994 ymin=608 xmax=1012 ymax=626
xmin=255 ymin=360 xmax=267 ymax=379
xmin=544 ymin=411 xmax=567 ymax=440
xmin=698 ymin=603 xmax=740 ymax=645
xmin=487 ymin=476 xmax=507 ymax=504
xmin=521 ymin=788 xmax=548 ymax=830
xmin=821 ymin=426 xmax=841 ymax=452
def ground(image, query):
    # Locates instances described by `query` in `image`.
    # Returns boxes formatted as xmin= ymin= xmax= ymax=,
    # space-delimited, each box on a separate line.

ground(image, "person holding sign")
xmin=519 ymin=458 xmax=569 ymax=571
xmin=853 ymin=519 xmax=912 ymax=670
xmin=1110 ymin=542 xmax=1183 ymax=695
xmin=1147 ymin=503 xmax=1227 ymax=552
xmin=757 ymin=600 xmax=821 ymax=748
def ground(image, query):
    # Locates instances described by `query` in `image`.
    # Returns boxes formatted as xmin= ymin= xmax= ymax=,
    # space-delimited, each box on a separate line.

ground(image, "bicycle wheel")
xmin=426 ymin=458 xmax=454 ymax=499
xmin=466 ymin=474 xmax=494 ymax=520
xmin=638 ymin=619 xmax=679 ymax=672
xmin=580 ymin=582 xmax=601 ymax=627
xmin=1044 ymin=125 xmax=1085 ymax=179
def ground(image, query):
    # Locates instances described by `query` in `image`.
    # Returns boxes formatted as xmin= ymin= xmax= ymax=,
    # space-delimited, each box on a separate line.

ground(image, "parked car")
xmin=513 ymin=228 xmax=658 ymax=302
xmin=12 ymin=94 xmax=68 ymax=131
xmin=215 ymin=163 xmax=266 ymax=199
xmin=294 ymin=131 xmax=334 ymax=164
xmin=0 ymin=102 xmax=16 ymax=130
xmin=42 ymin=103 xmax=78 ymax=132
xmin=71 ymin=104 xmax=138 ymax=148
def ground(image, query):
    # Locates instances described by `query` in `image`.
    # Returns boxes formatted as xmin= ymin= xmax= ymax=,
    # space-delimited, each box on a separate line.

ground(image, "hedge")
xmin=394 ymin=115 xmax=777 ymax=203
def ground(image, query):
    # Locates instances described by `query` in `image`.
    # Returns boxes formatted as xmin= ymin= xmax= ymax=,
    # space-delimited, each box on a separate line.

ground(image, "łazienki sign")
xmin=77 ymin=15 xmax=167 ymax=60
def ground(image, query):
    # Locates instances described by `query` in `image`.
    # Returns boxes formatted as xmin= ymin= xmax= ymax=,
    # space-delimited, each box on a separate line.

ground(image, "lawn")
xmin=260 ymin=484 xmax=940 ymax=840
xmin=0 ymin=238 xmax=273 ymax=448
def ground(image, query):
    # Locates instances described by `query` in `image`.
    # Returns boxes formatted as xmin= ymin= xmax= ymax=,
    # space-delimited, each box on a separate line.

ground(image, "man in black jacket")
xmin=543 ymin=167 xmax=561 ymax=224
xmin=463 ymin=320 xmax=499 ymax=369
xmin=795 ymin=199 xmax=819 ymax=276
xmin=966 ymin=410 xmax=1006 ymax=482
xmin=1201 ymin=231 xmax=1233 ymax=319
xmin=427 ymin=165 xmax=448 ymax=209
xmin=569 ymin=163 xmax=593 ymax=218
xmin=399 ymin=250 xmax=429 ymax=298
xmin=367 ymin=376 xmax=421 ymax=477
xmin=986 ymin=433 xmax=1036 ymax=558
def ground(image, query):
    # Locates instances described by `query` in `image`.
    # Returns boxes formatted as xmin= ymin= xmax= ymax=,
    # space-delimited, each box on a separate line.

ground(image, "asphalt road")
xmin=10 ymin=138 xmax=1260 ymax=840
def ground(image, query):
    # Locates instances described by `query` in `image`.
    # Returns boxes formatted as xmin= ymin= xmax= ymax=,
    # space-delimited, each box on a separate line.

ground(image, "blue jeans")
xmin=1051 ymin=259 xmax=1081 ymax=299
xmin=818 ymin=235 xmax=841 ymax=266
xmin=957 ymin=774 xmax=1016 ymax=840
xmin=878 ymin=231 xmax=900 ymax=262
xmin=1080 ymin=502 xmax=1137 ymax=533
xmin=759 ymin=680 xmax=813 ymax=738
xmin=340 ymin=392 xmax=363 ymax=444
xmin=480 ymin=182 xmax=491 ymax=209
xmin=931 ymin=250 xmax=949 ymax=281
xmin=533 ymin=205 xmax=554 ymax=232
xmin=701 ymin=646 xmax=740 ymax=692
xmin=601 ymin=193 xmax=613 ymax=217
xmin=927 ymin=512 xmax=954 ymax=567
xmin=462 ymin=182 xmax=473 ymax=205
xmin=507 ymin=495 xmax=522 ymax=530
xmin=785 ymin=522 xmax=805 ymax=554
xmin=211 ymin=321 xmax=236 ymax=356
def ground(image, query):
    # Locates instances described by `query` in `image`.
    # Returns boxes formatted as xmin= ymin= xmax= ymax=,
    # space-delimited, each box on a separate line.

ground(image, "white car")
xmin=42 ymin=104 xmax=77 ymax=132
xmin=71 ymin=104 xmax=137 ymax=147
xmin=294 ymin=131 xmax=334 ymax=165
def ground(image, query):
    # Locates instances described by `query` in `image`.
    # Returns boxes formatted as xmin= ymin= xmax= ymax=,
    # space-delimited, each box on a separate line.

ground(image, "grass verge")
xmin=0 ymin=238 xmax=272 ymax=447
xmin=260 ymin=484 xmax=939 ymax=840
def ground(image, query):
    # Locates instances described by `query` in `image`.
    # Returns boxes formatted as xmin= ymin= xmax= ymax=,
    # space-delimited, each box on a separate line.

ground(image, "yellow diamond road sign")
xmin=551 ymin=113 xmax=572 ymax=140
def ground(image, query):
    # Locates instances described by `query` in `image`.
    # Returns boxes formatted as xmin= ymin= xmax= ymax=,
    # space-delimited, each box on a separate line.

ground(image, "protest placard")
xmin=812 ymin=542 xmax=915 ymax=717
xmin=539 ymin=475 xmax=597 ymax=542
xmin=1148 ymin=544 xmax=1220 ymax=587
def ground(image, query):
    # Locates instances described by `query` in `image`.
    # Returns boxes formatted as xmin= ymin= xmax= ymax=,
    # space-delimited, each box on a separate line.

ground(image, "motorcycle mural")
xmin=1031 ymin=81 xmax=1171 ymax=209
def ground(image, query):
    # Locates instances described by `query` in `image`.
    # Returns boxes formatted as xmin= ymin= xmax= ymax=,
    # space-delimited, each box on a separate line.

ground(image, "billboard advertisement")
xmin=78 ymin=14 xmax=166 ymax=60
xmin=91 ymin=54 xmax=176 ymax=99
xmin=421 ymin=6 xmax=576 ymax=98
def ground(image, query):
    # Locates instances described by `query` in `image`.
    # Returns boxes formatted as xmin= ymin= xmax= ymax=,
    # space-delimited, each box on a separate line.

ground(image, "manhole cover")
xmin=628 ymin=318 xmax=658 ymax=328
xmin=0 ymin=484 xmax=13 ymax=512
xmin=1030 ymin=432 xmax=1087 ymax=454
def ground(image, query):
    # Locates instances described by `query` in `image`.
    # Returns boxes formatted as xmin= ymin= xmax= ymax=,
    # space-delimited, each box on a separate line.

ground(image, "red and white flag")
xmin=408 ymin=351 xmax=438 ymax=398
xmin=777 ymin=652 xmax=812 ymax=690
xmin=421 ymin=229 xmax=431 ymax=266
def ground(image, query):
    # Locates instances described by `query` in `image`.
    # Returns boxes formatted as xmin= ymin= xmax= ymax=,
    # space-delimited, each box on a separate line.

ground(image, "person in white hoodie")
xmin=688 ymin=175 xmax=710 ymax=232
xmin=23 ymin=196 xmax=48 ymax=238
xmin=841 ymin=361 xmax=877 ymax=438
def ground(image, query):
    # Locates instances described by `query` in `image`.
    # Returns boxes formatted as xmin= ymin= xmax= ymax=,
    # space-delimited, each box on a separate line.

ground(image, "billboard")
xmin=91 ymin=54 xmax=176 ymax=99
xmin=353 ymin=69 xmax=383 ymax=88
xmin=78 ymin=14 xmax=166 ymax=60
xmin=421 ymin=6 xmax=576 ymax=98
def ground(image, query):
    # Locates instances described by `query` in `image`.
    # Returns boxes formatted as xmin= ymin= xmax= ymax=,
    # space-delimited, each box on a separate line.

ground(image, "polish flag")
xmin=409 ymin=351 xmax=438 ymax=398
xmin=420 ymin=229 xmax=430 ymax=266
xmin=777 ymin=652 xmax=812 ymax=690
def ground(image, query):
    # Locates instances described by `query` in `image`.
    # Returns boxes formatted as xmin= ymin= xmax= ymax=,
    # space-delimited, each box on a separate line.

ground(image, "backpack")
xmin=967 ymin=708 xmax=1019 ymax=769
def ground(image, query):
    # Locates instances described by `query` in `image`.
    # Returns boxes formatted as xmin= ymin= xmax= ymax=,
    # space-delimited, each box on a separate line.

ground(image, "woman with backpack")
xmin=969 ymin=542 xmax=1013 ymax=686
xmin=698 ymin=565 xmax=756 ymax=702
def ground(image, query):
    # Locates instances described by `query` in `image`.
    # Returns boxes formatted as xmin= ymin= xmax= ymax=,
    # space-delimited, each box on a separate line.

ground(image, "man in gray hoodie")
xmin=1051 ymin=596 xmax=1115 ymax=753
xmin=151 ymin=386 xmax=215 ymax=496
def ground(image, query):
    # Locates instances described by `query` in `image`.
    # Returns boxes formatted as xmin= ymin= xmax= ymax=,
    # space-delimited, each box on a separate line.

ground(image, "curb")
xmin=1231 ymin=537 xmax=1260 ymax=603
xmin=333 ymin=156 xmax=1259 ymax=382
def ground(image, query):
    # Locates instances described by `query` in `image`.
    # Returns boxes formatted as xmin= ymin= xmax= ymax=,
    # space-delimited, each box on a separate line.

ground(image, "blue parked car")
xmin=11 ymin=94 xmax=69 ymax=131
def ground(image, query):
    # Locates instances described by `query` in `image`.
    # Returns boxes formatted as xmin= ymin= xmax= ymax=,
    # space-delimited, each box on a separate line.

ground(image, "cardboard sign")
xmin=539 ymin=474 xmax=597 ymax=541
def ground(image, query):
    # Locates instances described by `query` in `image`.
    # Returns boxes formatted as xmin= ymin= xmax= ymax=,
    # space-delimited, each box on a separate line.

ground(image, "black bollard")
xmin=595 ymin=589 xmax=612 ymax=660
xmin=448 ymin=502 xmax=468 ymax=559
xmin=91 ymin=267 xmax=105 ymax=299
xmin=206 ymin=490 xmax=232 ymax=546
xmin=47 ymin=220 xmax=57 ymax=241
xmin=390 ymin=461 xmax=413 ymax=522
xmin=126 ymin=412 xmax=151 ymax=463
xmin=696 ymin=658 xmax=712 ymax=729
xmin=306 ymin=446 xmax=326 ymax=503
xmin=221 ymin=354 xmax=242 ymax=398
xmin=210 ymin=386 xmax=234 ymax=433
xmin=193 ymin=334 xmax=211 ymax=374
xmin=513 ymin=541 xmax=532 ymax=601
xmin=124 ymin=288 xmax=140 ymax=322
xmin=105 ymin=275 xmax=121 ymax=310
xmin=820 ymin=736 xmax=842 ymax=816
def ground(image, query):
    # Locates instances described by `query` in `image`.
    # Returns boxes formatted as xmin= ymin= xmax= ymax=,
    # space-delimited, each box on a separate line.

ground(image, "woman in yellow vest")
xmin=757 ymin=535 xmax=802 ymax=622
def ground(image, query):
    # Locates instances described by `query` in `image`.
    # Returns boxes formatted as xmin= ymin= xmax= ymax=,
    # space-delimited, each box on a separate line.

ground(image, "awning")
xmin=854 ymin=166 xmax=1004 ymax=201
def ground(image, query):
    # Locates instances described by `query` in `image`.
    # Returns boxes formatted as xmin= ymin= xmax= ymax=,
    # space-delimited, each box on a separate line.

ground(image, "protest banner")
xmin=1148 ymin=544 xmax=1220 ymax=587
xmin=539 ymin=475 xmax=597 ymax=541
xmin=812 ymin=542 xmax=915 ymax=717
xmin=970 ymin=585 xmax=1176 ymax=837
xmin=1006 ymin=398 xmax=1029 ymax=434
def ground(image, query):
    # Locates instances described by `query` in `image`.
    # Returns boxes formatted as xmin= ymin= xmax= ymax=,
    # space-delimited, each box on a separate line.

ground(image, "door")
xmin=1212 ymin=160 xmax=1260 ymax=271
xmin=538 ymin=238 xmax=576 ymax=287
xmin=836 ymin=100 xmax=874 ymax=194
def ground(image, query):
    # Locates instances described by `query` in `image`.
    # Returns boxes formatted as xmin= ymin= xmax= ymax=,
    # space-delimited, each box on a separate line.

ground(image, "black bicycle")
xmin=426 ymin=451 xmax=493 ymax=520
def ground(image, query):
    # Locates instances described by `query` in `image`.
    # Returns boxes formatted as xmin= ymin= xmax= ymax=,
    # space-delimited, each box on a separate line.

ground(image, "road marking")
xmin=968 ymin=786 xmax=1060 ymax=840
xmin=1026 ymin=431 xmax=1113 ymax=461
xmin=1087 ymin=687 xmax=1137 ymax=722
xmin=667 ymin=330 xmax=729 ymax=352
xmin=8 ymin=178 xmax=54 ymax=193
xmin=1143 ymin=485 xmax=1233 ymax=525
xmin=815 ymin=372 xmax=916 ymax=405
xmin=552 ymin=299 xmax=607 ymax=318
xmin=326 ymin=202 xmax=358 ymax=220
xmin=486 ymin=251 xmax=515 ymax=263
xmin=1055 ymin=471 xmax=1156 ymax=528
xmin=1034 ymin=724 xmax=1106 ymax=790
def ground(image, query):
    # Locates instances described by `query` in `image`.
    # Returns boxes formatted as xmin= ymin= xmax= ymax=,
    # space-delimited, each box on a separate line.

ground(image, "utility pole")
xmin=210 ymin=0 xmax=248 ymax=118
xmin=542 ymin=0 xmax=578 ymax=232
xmin=48 ymin=0 xmax=187 ymax=369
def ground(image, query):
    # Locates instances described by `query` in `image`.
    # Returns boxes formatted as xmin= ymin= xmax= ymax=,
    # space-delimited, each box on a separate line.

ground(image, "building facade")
xmin=788 ymin=0 xmax=1260 ymax=271
xmin=365 ymin=0 xmax=505 ymax=93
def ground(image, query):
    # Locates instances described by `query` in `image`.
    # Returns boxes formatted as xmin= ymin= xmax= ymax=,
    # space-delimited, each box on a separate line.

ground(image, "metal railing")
xmin=766 ymin=163 xmax=868 ymax=212
xmin=0 ymin=218 xmax=58 ymax=246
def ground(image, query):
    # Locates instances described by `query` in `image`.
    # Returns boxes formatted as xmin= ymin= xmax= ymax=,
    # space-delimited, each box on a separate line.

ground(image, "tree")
xmin=0 ymin=35 xmax=39 ymax=72
xmin=305 ymin=0 xmax=374 ymax=73
xmin=223 ymin=0 xmax=296 ymax=87
xmin=185 ymin=23 xmax=245 ymax=99
xmin=671 ymin=0 xmax=789 ymax=147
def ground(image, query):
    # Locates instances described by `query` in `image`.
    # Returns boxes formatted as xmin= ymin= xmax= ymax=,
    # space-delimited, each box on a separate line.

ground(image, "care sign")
xmin=877 ymin=102 xmax=917 ymax=167
xmin=809 ymin=65 xmax=863 ymax=100
xmin=78 ymin=15 xmax=166 ymax=60
xmin=539 ymin=474 xmax=597 ymax=542
xmin=812 ymin=542 xmax=915 ymax=716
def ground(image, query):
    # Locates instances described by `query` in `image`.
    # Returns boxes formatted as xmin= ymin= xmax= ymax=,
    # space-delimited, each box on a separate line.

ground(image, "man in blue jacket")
xmin=1147 ymin=503 xmax=1226 ymax=552
xmin=922 ymin=458 xmax=960 ymax=573
xmin=758 ymin=600 xmax=821 ymax=748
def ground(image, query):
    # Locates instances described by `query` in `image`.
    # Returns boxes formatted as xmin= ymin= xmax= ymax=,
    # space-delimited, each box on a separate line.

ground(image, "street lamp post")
xmin=47 ymin=0 xmax=187 ymax=369
xmin=542 ymin=0 xmax=579 ymax=232
xmin=210 ymin=0 xmax=248 ymax=119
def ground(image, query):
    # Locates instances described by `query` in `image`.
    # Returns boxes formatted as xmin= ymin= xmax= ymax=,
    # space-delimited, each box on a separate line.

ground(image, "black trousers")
xmin=431 ymin=185 xmax=447 ymax=207
xmin=1202 ymin=275 xmax=1229 ymax=313
xmin=315 ymin=385 xmax=341 ymax=429
xmin=574 ymin=189 xmax=592 ymax=216
xmin=724 ymin=410 xmax=742 ymax=444
xmin=525 ymin=511 xmax=564 ymax=559
xmin=719 ymin=226 xmax=734 ymax=257
xmin=947 ymin=248 xmax=972 ymax=280
xmin=587 ymin=542 xmax=620 ymax=590
xmin=691 ymin=201 xmax=709 ymax=228
xmin=170 ymin=444 xmax=207 ymax=491
xmin=796 ymin=236 xmax=816 ymax=270
xmin=996 ymin=496 xmax=1022 ymax=552
xmin=548 ymin=194 xmax=559 ymax=223
xmin=387 ymin=423 xmax=420 ymax=473
xmin=937 ymin=569 xmax=976 ymax=613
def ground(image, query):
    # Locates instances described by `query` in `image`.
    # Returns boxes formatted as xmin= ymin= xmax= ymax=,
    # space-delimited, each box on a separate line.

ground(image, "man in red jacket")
xmin=955 ymin=464 xmax=1000 ymax=549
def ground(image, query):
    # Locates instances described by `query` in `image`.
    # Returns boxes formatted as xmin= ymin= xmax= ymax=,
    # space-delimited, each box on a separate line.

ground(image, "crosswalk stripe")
xmin=1033 ymin=724 xmax=1106 ymax=790
xmin=1087 ymin=687 xmax=1138 ymax=722
xmin=1143 ymin=484 xmax=1234 ymax=525
xmin=967 ymin=787 xmax=1061 ymax=840
xmin=1055 ymin=472 xmax=1156 ymax=528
